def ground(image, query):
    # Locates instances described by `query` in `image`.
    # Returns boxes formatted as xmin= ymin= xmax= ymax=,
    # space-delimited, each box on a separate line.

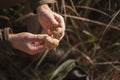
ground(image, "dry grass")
xmin=0 ymin=0 xmax=120 ymax=80
xmin=48 ymin=0 xmax=120 ymax=80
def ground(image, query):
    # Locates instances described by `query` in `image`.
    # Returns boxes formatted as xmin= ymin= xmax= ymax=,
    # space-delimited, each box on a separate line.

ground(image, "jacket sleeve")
xmin=38 ymin=0 xmax=56 ymax=5
xmin=30 ymin=0 xmax=56 ymax=12
xmin=0 ymin=27 xmax=14 ymax=55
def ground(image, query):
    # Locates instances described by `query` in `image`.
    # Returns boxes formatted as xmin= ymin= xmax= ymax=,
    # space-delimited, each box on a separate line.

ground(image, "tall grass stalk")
xmin=98 ymin=9 xmax=120 ymax=45
xmin=70 ymin=0 xmax=77 ymax=12
xmin=62 ymin=14 xmax=120 ymax=31
xmin=35 ymin=50 xmax=49 ymax=69
xmin=84 ymin=0 xmax=92 ymax=17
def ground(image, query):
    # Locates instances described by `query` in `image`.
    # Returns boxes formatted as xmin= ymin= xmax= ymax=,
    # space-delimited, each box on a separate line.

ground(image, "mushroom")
xmin=52 ymin=27 xmax=63 ymax=40
xmin=44 ymin=36 xmax=59 ymax=50
xmin=44 ymin=27 xmax=63 ymax=50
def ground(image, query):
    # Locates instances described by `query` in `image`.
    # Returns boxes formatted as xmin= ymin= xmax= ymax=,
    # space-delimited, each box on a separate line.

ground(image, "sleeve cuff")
xmin=38 ymin=0 xmax=56 ymax=5
xmin=1 ymin=28 xmax=15 ymax=55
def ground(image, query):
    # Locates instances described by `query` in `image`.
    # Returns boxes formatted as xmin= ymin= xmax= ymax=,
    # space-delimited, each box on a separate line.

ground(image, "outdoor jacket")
xmin=0 ymin=0 xmax=56 ymax=55
xmin=0 ymin=0 xmax=56 ymax=79
xmin=0 ymin=0 xmax=56 ymax=10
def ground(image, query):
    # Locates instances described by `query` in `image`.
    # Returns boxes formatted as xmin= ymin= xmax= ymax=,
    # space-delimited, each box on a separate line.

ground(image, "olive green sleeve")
xmin=30 ymin=0 xmax=56 ymax=12
xmin=0 ymin=27 xmax=14 ymax=55
xmin=38 ymin=0 xmax=56 ymax=5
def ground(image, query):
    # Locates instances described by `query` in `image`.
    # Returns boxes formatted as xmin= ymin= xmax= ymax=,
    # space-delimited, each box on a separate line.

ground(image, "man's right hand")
xmin=9 ymin=33 xmax=48 ymax=55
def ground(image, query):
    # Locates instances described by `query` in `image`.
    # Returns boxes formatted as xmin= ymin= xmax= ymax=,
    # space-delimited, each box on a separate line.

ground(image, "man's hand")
xmin=37 ymin=4 xmax=65 ymax=40
xmin=9 ymin=33 xmax=47 ymax=55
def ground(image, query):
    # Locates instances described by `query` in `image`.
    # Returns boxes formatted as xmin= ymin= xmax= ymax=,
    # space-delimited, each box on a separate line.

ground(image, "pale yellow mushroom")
xmin=44 ymin=27 xmax=63 ymax=50
xmin=44 ymin=36 xmax=59 ymax=50
xmin=52 ymin=27 xmax=63 ymax=40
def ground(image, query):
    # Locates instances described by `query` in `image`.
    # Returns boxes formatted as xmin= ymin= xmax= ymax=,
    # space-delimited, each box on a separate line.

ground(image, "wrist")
xmin=9 ymin=34 xmax=16 ymax=48
xmin=37 ymin=4 xmax=51 ymax=13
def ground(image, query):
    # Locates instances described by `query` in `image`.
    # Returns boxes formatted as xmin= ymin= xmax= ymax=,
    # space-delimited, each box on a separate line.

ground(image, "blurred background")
xmin=0 ymin=0 xmax=120 ymax=80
